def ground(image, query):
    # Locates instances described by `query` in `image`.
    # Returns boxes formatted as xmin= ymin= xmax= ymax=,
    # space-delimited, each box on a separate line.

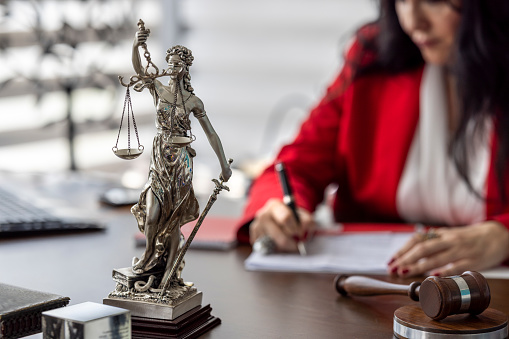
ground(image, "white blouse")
xmin=396 ymin=64 xmax=492 ymax=226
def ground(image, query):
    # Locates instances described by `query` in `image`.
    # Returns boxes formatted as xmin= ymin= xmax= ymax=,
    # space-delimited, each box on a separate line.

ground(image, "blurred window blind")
xmin=0 ymin=0 xmax=163 ymax=172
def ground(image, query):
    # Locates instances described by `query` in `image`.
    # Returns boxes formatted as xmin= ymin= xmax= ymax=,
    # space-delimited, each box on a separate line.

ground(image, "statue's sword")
xmin=158 ymin=159 xmax=233 ymax=299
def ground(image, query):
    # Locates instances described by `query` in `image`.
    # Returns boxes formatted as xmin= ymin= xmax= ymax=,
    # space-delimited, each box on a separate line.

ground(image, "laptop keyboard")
xmin=0 ymin=186 xmax=103 ymax=234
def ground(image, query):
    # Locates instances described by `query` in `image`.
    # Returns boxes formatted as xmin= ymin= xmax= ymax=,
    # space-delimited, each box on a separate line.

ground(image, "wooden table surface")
xmin=1 ymin=172 xmax=508 ymax=339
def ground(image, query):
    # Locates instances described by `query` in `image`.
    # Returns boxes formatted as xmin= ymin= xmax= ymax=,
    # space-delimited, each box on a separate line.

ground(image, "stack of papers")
xmin=245 ymin=232 xmax=413 ymax=274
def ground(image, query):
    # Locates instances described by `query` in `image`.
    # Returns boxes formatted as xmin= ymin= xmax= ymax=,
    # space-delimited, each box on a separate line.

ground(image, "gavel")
xmin=334 ymin=271 xmax=491 ymax=320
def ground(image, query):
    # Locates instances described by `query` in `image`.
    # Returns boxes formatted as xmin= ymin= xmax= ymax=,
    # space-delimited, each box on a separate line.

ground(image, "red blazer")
xmin=237 ymin=42 xmax=509 ymax=244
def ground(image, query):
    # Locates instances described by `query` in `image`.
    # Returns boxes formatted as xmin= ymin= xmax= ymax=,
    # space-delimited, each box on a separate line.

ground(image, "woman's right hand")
xmin=135 ymin=30 xmax=149 ymax=47
xmin=250 ymin=198 xmax=316 ymax=252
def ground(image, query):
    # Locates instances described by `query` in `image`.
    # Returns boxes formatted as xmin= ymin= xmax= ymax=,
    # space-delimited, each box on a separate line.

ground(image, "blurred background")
xmin=0 ymin=0 xmax=377 ymax=198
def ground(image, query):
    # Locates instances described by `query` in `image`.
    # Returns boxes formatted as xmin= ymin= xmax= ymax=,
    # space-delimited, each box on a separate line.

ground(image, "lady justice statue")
xmin=108 ymin=20 xmax=232 ymax=306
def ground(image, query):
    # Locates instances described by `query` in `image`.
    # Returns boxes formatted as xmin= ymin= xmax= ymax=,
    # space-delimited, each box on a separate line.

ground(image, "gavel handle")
xmin=334 ymin=275 xmax=421 ymax=301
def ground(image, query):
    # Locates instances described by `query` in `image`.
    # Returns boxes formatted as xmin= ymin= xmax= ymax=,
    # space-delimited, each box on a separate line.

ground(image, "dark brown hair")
xmin=354 ymin=0 xmax=509 ymax=199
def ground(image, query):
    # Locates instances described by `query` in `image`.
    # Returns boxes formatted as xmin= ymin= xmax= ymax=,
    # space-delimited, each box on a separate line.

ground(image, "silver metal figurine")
xmin=108 ymin=19 xmax=232 ymax=306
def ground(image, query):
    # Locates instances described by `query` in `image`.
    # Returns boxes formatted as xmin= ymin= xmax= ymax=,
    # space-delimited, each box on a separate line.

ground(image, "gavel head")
xmin=419 ymin=271 xmax=491 ymax=320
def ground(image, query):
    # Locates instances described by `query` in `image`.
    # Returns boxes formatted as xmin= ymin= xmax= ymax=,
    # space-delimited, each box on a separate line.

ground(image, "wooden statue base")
xmin=131 ymin=304 xmax=220 ymax=339
xmin=394 ymin=305 xmax=508 ymax=339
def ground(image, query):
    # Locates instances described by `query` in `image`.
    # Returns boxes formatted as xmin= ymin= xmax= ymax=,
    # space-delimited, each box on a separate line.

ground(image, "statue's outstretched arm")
xmin=128 ymin=20 xmax=160 ymax=101
xmin=121 ymin=20 xmax=163 ymax=92
xmin=132 ymin=30 xmax=148 ymax=77
xmin=197 ymin=113 xmax=232 ymax=182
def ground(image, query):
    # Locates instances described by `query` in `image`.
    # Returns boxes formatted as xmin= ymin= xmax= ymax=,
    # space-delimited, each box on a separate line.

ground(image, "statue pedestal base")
xmin=131 ymin=304 xmax=220 ymax=339
xmin=103 ymin=292 xmax=202 ymax=320
xmin=104 ymin=267 xmax=221 ymax=338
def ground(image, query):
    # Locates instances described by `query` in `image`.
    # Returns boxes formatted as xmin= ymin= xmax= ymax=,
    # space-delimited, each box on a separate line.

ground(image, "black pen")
xmin=275 ymin=162 xmax=307 ymax=256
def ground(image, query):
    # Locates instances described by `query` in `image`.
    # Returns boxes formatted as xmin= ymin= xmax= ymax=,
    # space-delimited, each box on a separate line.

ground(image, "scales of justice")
xmin=104 ymin=19 xmax=232 ymax=338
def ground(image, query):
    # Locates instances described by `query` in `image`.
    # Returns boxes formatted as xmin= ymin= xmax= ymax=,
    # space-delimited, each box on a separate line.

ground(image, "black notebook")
xmin=0 ymin=283 xmax=70 ymax=338
xmin=0 ymin=186 xmax=104 ymax=235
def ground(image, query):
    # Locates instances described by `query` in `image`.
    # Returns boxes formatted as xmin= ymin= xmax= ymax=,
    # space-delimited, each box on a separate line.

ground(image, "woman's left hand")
xmin=387 ymin=221 xmax=509 ymax=277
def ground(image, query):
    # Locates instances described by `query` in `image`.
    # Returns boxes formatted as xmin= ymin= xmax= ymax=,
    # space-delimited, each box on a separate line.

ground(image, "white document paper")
xmin=245 ymin=231 xmax=509 ymax=278
xmin=245 ymin=232 xmax=413 ymax=274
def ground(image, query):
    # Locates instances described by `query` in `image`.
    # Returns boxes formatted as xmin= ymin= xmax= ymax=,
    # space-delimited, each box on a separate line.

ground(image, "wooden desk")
xmin=1 ymin=173 xmax=508 ymax=338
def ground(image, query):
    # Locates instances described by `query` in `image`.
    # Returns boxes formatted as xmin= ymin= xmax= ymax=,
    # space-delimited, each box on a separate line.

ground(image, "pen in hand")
xmin=275 ymin=162 xmax=307 ymax=256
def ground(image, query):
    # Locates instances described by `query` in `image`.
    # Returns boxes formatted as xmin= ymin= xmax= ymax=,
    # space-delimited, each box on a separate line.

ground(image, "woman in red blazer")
xmin=239 ymin=0 xmax=509 ymax=278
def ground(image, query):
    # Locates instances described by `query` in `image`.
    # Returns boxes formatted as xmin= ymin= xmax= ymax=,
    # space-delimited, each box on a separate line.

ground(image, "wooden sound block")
xmin=394 ymin=305 xmax=508 ymax=339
